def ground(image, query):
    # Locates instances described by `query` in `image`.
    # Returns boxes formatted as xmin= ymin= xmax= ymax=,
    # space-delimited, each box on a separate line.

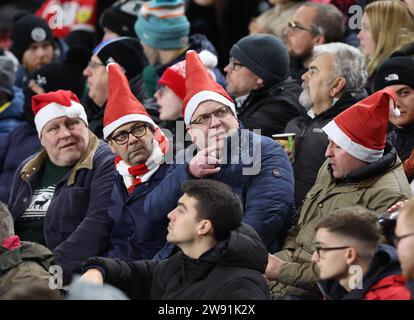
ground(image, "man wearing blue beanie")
xmin=225 ymin=34 xmax=304 ymax=137
xmin=134 ymin=0 xmax=225 ymax=97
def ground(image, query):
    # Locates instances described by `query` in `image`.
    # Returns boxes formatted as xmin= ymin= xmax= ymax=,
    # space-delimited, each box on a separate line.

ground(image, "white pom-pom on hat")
xmin=389 ymin=97 xmax=401 ymax=117
xmin=198 ymin=50 xmax=218 ymax=69
xmin=66 ymin=102 xmax=83 ymax=118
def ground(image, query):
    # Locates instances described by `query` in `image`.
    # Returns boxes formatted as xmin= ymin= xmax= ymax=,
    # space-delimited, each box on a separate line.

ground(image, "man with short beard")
xmin=284 ymin=2 xmax=344 ymax=81
xmin=285 ymin=43 xmax=367 ymax=207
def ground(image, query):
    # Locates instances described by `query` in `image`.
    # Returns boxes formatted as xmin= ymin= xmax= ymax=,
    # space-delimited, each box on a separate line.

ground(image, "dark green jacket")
xmin=0 ymin=241 xmax=53 ymax=299
xmin=270 ymin=148 xmax=412 ymax=299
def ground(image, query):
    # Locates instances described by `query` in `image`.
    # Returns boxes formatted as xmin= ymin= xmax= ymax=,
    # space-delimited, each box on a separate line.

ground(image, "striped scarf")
xmin=115 ymin=128 xmax=169 ymax=193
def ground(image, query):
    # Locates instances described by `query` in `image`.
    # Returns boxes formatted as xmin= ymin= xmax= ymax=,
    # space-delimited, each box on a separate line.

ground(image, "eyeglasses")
xmin=87 ymin=60 xmax=105 ymax=69
xmin=314 ymin=245 xmax=350 ymax=258
xmin=228 ymin=57 xmax=244 ymax=71
xmin=110 ymin=125 xmax=147 ymax=145
xmin=190 ymin=106 xmax=232 ymax=126
xmin=287 ymin=21 xmax=320 ymax=35
xmin=393 ymin=232 xmax=414 ymax=246
xmin=156 ymin=85 xmax=168 ymax=98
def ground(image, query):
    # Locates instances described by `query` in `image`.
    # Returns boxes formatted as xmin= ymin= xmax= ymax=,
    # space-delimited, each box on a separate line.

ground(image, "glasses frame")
xmin=228 ymin=57 xmax=244 ymax=71
xmin=393 ymin=232 xmax=414 ymax=246
xmin=189 ymin=106 xmax=232 ymax=126
xmin=288 ymin=21 xmax=320 ymax=35
xmin=314 ymin=245 xmax=350 ymax=258
xmin=87 ymin=60 xmax=105 ymax=69
xmin=110 ymin=124 xmax=147 ymax=145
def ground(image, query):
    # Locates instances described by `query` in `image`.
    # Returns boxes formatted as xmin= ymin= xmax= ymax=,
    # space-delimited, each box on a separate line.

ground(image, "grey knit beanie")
xmin=229 ymin=34 xmax=289 ymax=86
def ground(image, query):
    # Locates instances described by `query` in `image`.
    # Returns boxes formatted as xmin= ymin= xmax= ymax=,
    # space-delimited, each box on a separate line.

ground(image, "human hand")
xmin=80 ymin=268 xmax=104 ymax=285
xmin=387 ymin=200 xmax=408 ymax=213
xmin=263 ymin=254 xmax=284 ymax=281
xmin=189 ymin=145 xmax=221 ymax=178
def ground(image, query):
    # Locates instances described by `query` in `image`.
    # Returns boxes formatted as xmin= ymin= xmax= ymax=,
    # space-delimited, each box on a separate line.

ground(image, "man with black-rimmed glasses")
xmin=101 ymin=62 xmax=170 ymax=262
xmin=311 ymin=206 xmax=410 ymax=300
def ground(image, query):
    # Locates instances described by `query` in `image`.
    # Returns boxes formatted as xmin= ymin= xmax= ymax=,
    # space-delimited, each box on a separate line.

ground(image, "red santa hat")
xmin=103 ymin=62 xmax=158 ymax=140
xmin=32 ymin=90 xmax=87 ymax=138
xmin=182 ymin=50 xmax=236 ymax=125
xmin=158 ymin=50 xmax=218 ymax=101
xmin=322 ymin=87 xmax=400 ymax=163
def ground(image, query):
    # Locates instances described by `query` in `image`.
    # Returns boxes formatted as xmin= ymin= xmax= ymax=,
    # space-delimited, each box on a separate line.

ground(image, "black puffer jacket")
xmin=237 ymin=78 xmax=304 ymax=137
xmin=388 ymin=124 xmax=414 ymax=183
xmin=285 ymin=92 xmax=365 ymax=207
xmin=82 ymin=224 xmax=271 ymax=300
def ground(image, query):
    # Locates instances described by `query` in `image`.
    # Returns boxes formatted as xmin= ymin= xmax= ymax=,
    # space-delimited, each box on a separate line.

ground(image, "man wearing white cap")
xmin=7 ymin=90 xmax=115 ymax=284
xmin=266 ymin=88 xmax=412 ymax=300
xmin=146 ymin=50 xmax=295 ymax=255
xmin=102 ymin=63 xmax=170 ymax=262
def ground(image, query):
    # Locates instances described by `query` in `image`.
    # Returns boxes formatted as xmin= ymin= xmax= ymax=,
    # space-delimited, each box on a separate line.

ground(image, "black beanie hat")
xmin=229 ymin=34 xmax=289 ymax=86
xmin=10 ymin=11 xmax=55 ymax=63
xmin=374 ymin=56 xmax=414 ymax=92
xmin=99 ymin=0 xmax=142 ymax=38
xmin=30 ymin=46 xmax=89 ymax=98
xmin=93 ymin=37 xmax=148 ymax=80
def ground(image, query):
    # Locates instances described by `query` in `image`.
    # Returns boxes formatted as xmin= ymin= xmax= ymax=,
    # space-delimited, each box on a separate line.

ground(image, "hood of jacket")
xmin=388 ymin=123 xmax=414 ymax=162
xmin=319 ymin=244 xmax=403 ymax=300
xmin=241 ymin=77 xmax=304 ymax=116
xmin=165 ymin=223 xmax=268 ymax=285
xmin=332 ymin=144 xmax=399 ymax=184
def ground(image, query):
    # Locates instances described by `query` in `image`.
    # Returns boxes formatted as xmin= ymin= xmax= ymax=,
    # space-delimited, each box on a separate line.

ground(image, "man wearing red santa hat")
xmin=7 ymin=90 xmax=115 ymax=284
xmin=146 ymin=50 xmax=295 ymax=257
xmin=266 ymin=88 xmax=413 ymax=300
xmin=102 ymin=62 xmax=170 ymax=262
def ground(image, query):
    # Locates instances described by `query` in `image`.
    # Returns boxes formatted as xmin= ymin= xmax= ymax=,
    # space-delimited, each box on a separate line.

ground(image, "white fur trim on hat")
xmin=103 ymin=114 xmax=157 ymax=140
xmin=322 ymin=120 xmax=383 ymax=163
xmin=185 ymin=90 xmax=236 ymax=125
xmin=35 ymin=101 xmax=88 ymax=138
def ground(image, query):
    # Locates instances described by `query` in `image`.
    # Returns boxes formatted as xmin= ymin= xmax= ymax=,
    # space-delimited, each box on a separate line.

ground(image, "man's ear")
xmin=256 ymin=77 xmax=265 ymax=90
xmin=313 ymin=34 xmax=326 ymax=46
xmin=187 ymin=126 xmax=196 ymax=144
xmin=330 ymin=77 xmax=346 ymax=98
xmin=197 ymin=219 xmax=213 ymax=236
xmin=345 ymin=247 xmax=358 ymax=265
xmin=108 ymin=140 xmax=117 ymax=154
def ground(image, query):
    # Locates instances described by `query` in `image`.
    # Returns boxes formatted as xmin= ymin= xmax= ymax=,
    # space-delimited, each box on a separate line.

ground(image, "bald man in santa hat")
xmin=266 ymin=88 xmax=413 ymax=300
xmin=7 ymin=90 xmax=115 ymax=285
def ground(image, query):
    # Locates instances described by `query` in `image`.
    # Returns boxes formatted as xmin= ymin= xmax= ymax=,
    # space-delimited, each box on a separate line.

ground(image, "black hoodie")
xmin=82 ymin=224 xmax=271 ymax=300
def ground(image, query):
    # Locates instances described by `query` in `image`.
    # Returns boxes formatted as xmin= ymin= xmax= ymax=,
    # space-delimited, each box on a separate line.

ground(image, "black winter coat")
xmin=388 ymin=124 xmax=414 ymax=183
xmin=82 ymin=225 xmax=271 ymax=300
xmin=285 ymin=92 xmax=364 ymax=207
xmin=237 ymin=78 xmax=304 ymax=138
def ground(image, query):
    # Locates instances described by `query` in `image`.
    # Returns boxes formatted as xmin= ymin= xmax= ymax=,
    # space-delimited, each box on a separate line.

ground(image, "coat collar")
xmin=21 ymin=131 xmax=100 ymax=186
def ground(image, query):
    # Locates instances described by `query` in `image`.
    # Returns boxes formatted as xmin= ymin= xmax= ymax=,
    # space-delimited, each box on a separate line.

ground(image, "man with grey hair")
xmin=0 ymin=202 xmax=56 ymax=299
xmin=284 ymin=2 xmax=345 ymax=81
xmin=285 ymin=42 xmax=367 ymax=208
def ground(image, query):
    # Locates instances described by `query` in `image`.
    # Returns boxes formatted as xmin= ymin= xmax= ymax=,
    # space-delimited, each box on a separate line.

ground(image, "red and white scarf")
xmin=115 ymin=128 xmax=169 ymax=193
